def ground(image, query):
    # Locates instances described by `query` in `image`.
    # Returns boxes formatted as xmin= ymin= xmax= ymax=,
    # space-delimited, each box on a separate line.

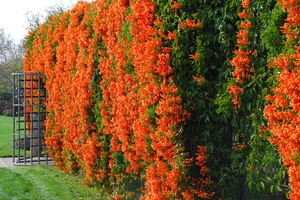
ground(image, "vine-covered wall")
xmin=23 ymin=0 xmax=299 ymax=199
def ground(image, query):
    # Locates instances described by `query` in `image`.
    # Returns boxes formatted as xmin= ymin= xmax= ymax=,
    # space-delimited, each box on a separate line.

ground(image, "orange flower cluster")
xmin=179 ymin=146 xmax=213 ymax=200
xmin=281 ymin=2 xmax=300 ymax=39
xmin=233 ymin=133 xmax=247 ymax=151
xmin=24 ymin=1 xmax=101 ymax=175
xmin=179 ymin=19 xmax=202 ymax=30
xmin=126 ymin=0 xmax=192 ymax=198
xmin=194 ymin=145 xmax=213 ymax=199
xmin=228 ymin=85 xmax=244 ymax=109
xmin=171 ymin=0 xmax=181 ymax=9
xmin=189 ymin=53 xmax=200 ymax=60
xmin=233 ymin=142 xmax=246 ymax=151
xmin=23 ymin=74 xmax=45 ymax=134
xmin=23 ymin=0 xmax=208 ymax=199
xmin=193 ymin=75 xmax=205 ymax=84
xmin=264 ymin=1 xmax=300 ymax=199
xmin=229 ymin=0 xmax=254 ymax=108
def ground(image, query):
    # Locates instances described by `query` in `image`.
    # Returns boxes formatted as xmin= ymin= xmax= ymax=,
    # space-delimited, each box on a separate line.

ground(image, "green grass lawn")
xmin=0 ymin=165 xmax=109 ymax=200
xmin=0 ymin=115 xmax=13 ymax=157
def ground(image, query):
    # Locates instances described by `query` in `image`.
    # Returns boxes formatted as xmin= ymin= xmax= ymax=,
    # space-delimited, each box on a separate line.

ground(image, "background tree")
xmin=24 ymin=0 xmax=75 ymax=32
xmin=0 ymin=28 xmax=24 ymax=114
xmin=0 ymin=28 xmax=24 ymax=94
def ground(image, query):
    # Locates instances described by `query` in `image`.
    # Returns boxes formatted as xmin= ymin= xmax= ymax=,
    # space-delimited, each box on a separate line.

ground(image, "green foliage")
xmin=0 ymin=92 xmax=12 ymax=101
xmin=260 ymin=3 xmax=286 ymax=58
xmin=89 ymin=39 xmax=112 ymax=190
xmin=243 ymin=1 xmax=289 ymax=197
xmin=153 ymin=0 xmax=244 ymax=198
xmin=154 ymin=0 xmax=289 ymax=199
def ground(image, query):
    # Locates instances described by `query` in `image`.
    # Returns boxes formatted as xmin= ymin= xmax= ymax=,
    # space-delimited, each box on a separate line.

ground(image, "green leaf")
xmin=260 ymin=181 xmax=265 ymax=190
xmin=276 ymin=185 xmax=283 ymax=192
xmin=270 ymin=185 xmax=274 ymax=193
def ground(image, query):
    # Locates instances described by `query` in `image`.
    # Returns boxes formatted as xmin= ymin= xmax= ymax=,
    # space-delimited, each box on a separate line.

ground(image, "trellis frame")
xmin=12 ymin=72 xmax=51 ymax=165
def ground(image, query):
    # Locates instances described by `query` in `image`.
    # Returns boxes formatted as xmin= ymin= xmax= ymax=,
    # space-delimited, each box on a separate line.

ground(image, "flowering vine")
xmin=264 ymin=0 xmax=300 ymax=198
xmin=229 ymin=0 xmax=255 ymax=109
xmin=24 ymin=0 xmax=194 ymax=199
xmin=22 ymin=0 xmax=295 ymax=199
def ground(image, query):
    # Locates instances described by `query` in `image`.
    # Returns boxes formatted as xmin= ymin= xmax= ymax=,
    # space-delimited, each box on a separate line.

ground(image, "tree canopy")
xmin=0 ymin=28 xmax=23 ymax=95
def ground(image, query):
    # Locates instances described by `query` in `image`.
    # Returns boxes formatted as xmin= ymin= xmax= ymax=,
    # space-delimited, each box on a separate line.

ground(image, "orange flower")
xmin=171 ymin=1 xmax=181 ymax=9
xmin=167 ymin=31 xmax=177 ymax=40
xmin=233 ymin=142 xmax=246 ymax=151
xmin=274 ymin=54 xmax=291 ymax=69
xmin=229 ymin=0 xmax=254 ymax=111
xmin=154 ymin=19 xmax=163 ymax=27
xmin=189 ymin=53 xmax=200 ymax=60
xmin=178 ymin=20 xmax=186 ymax=29
xmin=185 ymin=18 xmax=202 ymax=30
xmin=238 ymin=9 xmax=248 ymax=19
xmin=264 ymin=1 xmax=300 ymax=198
xmin=236 ymin=30 xmax=249 ymax=46
xmin=162 ymin=47 xmax=172 ymax=53
xmin=228 ymin=85 xmax=244 ymax=109
xmin=241 ymin=0 xmax=250 ymax=9
xmin=240 ymin=20 xmax=252 ymax=29
xmin=194 ymin=145 xmax=213 ymax=198
xmin=193 ymin=75 xmax=205 ymax=83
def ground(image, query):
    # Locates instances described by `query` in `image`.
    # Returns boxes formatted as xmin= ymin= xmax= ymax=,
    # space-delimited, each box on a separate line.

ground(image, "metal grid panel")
xmin=12 ymin=73 xmax=52 ymax=166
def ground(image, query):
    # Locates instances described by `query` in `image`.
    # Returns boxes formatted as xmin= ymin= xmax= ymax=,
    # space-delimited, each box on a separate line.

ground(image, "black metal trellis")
xmin=12 ymin=73 xmax=52 ymax=165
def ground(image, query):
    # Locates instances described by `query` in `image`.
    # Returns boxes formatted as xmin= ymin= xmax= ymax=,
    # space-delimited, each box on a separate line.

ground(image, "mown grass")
xmin=0 ymin=115 xmax=13 ymax=157
xmin=0 ymin=165 xmax=109 ymax=200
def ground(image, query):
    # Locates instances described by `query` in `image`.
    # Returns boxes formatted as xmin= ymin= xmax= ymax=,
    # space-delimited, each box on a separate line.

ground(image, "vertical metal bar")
xmin=45 ymin=77 xmax=49 ymax=165
xmin=18 ymin=74 xmax=22 ymax=164
xmin=17 ymin=74 xmax=24 ymax=162
xmin=38 ymin=75 xmax=41 ymax=164
xmin=24 ymin=74 xmax=27 ymax=165
xmin=12 ymin=74 xmax=15 ymax=164
xmin=30 ymin=74 xmax=33 ymax=165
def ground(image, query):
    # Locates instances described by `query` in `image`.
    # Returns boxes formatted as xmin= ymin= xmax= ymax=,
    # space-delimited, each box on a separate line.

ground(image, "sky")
xmin=0 ymin=0 xmax=91 ymax=43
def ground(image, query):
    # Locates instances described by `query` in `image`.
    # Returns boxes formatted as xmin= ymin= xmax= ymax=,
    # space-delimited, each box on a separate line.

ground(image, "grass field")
xmin=0 ymin=165 xmax=108 ymax=200
xmin=0 ymin=115 xmax=109 ymax=200
xmin=0 ymin=115 xmax=13 ymax=157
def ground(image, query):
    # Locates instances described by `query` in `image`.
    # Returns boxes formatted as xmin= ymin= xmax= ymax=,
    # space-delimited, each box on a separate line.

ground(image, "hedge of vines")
xmin=23 ymin=0 xmax=299 ymax=199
